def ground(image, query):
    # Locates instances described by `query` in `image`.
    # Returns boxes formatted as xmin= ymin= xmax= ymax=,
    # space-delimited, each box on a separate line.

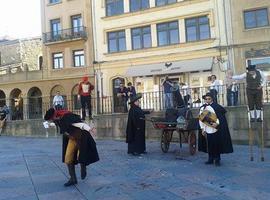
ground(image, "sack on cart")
xmin=176 ymin=107 xmax=199 ymax=130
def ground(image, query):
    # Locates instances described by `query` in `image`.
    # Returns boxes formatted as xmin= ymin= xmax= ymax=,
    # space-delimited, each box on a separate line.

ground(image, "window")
xmin=52 ymin=53 xmax=63 ymax=69
xmin=50 ymin=19 xmax=61 ymax=39
xmin=131 ymin=26 xmax=151 ymax=49
xmin=185 ymin=16 xmax=210 ymax=42
xmin=248 ymin=57 xmax=270 ymax=72
xmin=73 ymin=50 xmax=85 ymax=67
xmin=157 ymin=21 xmax=179 ymax=46
xmin=130 ymin=0 xmax=149 ymax=12
xmin=244 ymin=8 xmax=269 ymax=29
xmin=71 ymin=15 xmax=83 ymax=33
xmin=49 ymin=0 xmax=60 ymax=4
xmin=106 ymin=0 xmax=124 ymax=16
xmin=108 ymin=30 xmax=126 ymax=53
xmin=156 ymin=0 xmax=176 ymax=6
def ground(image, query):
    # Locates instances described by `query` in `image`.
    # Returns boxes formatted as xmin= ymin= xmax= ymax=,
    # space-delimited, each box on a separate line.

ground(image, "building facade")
xmin=225 ymin=0 xmax=270 ymax=77
xmin=0 ymin=0 xmax=96 ymax=120
xmin=91 ymin=0 xmax=230 ymax=108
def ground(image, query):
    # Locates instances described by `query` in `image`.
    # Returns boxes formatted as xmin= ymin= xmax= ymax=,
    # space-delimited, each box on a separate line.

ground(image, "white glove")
xmin=43 ymin=121 xmax=49 ymax=129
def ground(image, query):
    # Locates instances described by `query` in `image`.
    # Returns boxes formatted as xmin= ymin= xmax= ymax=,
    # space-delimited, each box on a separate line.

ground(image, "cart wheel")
xmin=188 ymin=131 xmax=197 ymax=155
xmin=161 ymin=130 xmax=171 ymax=153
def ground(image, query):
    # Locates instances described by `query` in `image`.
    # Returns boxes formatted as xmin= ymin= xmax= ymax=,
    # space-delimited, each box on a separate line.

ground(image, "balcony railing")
xmin=43 ymin=26 xmax=87 ymax=44
xmin=1 ymin=82 xmax=270 ymax=120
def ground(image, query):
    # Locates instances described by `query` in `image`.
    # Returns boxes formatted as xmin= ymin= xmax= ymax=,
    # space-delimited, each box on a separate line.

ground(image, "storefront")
xmin=126 ymin=57 xmax=214 ymax=93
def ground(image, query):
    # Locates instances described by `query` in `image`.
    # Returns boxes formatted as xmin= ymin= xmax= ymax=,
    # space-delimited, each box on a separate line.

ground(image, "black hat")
xmin=246 ymin=64 xmax=256 ymax=71
xmin=202 ymin=92 xmax=214 ymax=100
xmin=129 ymin=93 xmax=142 ymax=104
xmin=44 ymin=108 xmax=55 ymax=120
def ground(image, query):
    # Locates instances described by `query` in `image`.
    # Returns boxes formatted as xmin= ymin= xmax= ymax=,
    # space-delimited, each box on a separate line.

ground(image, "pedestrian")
xmin=78 ymin=76 xmax=94 ymax=120
xmin=162 ymin=76 xmax=173 ymax=109
xmin=53 ymin=91 xmax=65 ymax=110
xmin=209 ymin=75 xmax=221 ymax=103
xmin=225 ymin=70 xmax=239 ymax=106
xmin=171 ymin=82 xmax=184 ymax=108
xmin=0 ymin=105 xmax=9 ymax=135
xmin=44 ymin=108 xmax=99 ymax=187
xmin=126 ymin=93 xmax=150 ymax=156
xmin=231 ymin=63 xmax=266 ymax=122
xmin=198 ymin=92 xmax=233 ymax=166
xmin=15 ymin=93 xmax=23 ymax=120
xmin=180 ymin=82 xmax=191 ymax=107
xmin=127 ymin=82 xmax=136 ymax=100
xmin=117 ymin=83 xmax=128 ymax=112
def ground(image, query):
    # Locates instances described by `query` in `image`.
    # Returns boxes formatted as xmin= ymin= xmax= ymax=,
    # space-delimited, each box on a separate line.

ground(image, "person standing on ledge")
xmin=78 ymin=76 xmax=94 ymax=120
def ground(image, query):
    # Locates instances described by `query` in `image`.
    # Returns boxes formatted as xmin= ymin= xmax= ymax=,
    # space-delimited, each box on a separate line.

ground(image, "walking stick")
xmin=204 ymin=132 xmax=209 ymax=154
xmin=260 ymin=110 xmax=264 ymax=162
xmin=248 ymin=109 xmax=254 ymax=161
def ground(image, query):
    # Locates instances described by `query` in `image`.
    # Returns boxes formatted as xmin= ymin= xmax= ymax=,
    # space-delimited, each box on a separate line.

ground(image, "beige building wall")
xmin=92 ymin=0 xmax=229 ymax=97
xmin=41 ymin=0 xmax=95 ymax=79
xmin=0 ymin=0 xmax=97 ymax=118
xmin=227 ymin=0 xmax=270 ymax=75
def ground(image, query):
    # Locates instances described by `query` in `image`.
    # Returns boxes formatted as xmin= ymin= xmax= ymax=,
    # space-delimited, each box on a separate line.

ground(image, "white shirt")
xmin=210 ymin=80 xmax=221 ymax=92
xmin=181 ymin=85 xmax=191 ymax=96
xmin=232 ymin=70 xmax=266 ymax=87
xmin=53 ymin=95 xmax=64 ymax=106
xmin=199 ymin=104 xmax=220 ymax=134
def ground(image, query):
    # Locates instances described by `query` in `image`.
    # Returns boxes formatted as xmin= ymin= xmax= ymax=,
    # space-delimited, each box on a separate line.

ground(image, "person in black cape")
xmin=126 ymin=93 xmax=150 ymax=156
xmin=198 ymin=93 xmax=233 ymax=166
xmin=44 ymin=108 xmax=99 ymax=186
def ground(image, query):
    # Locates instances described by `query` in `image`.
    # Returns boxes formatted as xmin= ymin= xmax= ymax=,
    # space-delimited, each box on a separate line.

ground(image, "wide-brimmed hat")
xmin=129 ymin=93 xmax=142 ymax=104
xmin=202 ymin=92 xmax=214 ymax=100
xmin=44 ymin=108 xmax=55 ymax=120
xmin=246 ymin=64 xmax=256 ymax=71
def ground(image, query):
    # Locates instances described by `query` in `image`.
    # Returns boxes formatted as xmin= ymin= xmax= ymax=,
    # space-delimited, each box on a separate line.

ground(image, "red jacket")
xmin=78 ymin=81 xmax=94 ymax=96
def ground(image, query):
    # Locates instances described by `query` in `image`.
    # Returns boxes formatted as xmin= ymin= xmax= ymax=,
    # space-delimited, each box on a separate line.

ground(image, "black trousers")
xmin=207 ymin=132 xmax=220 ymax=162
xmin=80 ymin=95 xmax=91 ymax=119
xmin=247 ymin=88 xmax=262 ymax=110
xmin=210 ymin=89 xmax=218 ymax=103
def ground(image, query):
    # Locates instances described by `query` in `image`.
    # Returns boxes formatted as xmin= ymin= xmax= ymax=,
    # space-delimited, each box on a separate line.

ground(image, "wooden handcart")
xmin=150 ymin=117 xmax=197 ymax=155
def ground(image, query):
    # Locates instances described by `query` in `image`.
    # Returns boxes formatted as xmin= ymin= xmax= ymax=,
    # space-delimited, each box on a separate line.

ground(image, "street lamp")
xmin=93 ymin=61 xmax=105 ymax=114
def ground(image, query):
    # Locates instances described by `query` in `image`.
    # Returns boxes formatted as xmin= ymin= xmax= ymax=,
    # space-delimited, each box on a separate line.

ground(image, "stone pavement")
xmin=0 ymin=136 xmax=269 ymax=200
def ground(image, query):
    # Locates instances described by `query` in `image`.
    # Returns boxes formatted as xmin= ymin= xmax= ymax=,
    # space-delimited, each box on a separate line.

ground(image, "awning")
xmin=126 ymin=57 xmax=213 ymax=77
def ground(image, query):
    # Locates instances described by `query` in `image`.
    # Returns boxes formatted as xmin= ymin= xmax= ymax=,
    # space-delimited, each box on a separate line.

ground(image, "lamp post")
xmin=93 ymin=61 xmax=105 ymax=114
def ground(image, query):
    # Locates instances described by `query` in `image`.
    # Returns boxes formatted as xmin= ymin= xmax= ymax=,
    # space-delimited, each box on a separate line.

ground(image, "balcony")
xmin=43 ymin=26 xmax=87 ymax=44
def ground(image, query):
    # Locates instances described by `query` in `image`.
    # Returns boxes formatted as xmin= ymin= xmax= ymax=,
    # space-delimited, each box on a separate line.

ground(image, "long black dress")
xmin=55 ymin=113 xmax=99 ymax=165
xmin=198 ymin=103 xmax=233 ymax=154
xmin=126 ymin=104 xmax=150 ymax=154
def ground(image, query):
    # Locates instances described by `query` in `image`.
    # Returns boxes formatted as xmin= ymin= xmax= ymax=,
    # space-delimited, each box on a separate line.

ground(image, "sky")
xmin=0 ymin=0 xmax=41 ymax=39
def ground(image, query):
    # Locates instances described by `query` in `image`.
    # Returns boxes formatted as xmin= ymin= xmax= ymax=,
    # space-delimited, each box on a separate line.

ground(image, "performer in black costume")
xmin=126 ymin=93 xmax=150 ymax=156
xmin=198 ymin=93 xmax=233 ymax=166
xmin=44 ymin=108 xmax=99 ymax=186
xmin=232 ymin=63 xmax=266 ymax=122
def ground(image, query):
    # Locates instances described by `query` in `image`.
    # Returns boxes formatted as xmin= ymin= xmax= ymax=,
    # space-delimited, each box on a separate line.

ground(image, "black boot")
xmin=80 ymin=163 xmax=87 ymax=180
xmin=64 ymin=164 xmax=77 ymax=187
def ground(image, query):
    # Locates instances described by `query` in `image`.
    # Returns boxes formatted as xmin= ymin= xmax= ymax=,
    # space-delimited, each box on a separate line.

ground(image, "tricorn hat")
xmin=129 ymin=93 xmax=142 ymax=104
xmin=246 ymin=64 xmax=256 ymax=71
xmin=44 ymin=108 xmax=55 ymax=120
xmin=202 ymin=92 xmax=214 ymax=100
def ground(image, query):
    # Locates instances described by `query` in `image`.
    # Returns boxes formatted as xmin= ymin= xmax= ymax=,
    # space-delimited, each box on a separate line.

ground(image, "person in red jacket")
xmin=78 ymin=76 xmax=94 ymax=120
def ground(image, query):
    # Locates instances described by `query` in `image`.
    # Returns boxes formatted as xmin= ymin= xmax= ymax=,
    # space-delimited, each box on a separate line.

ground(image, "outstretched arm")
xmin=259 ymin=70 xmax=266 ymax=87
xmin=232 ymin=73 xmax=246 ymax=80
xmin=72 ymin=122 xmax=96 ymax=137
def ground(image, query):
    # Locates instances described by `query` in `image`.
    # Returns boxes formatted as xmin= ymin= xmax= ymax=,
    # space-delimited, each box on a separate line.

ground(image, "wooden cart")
xmin=150 ymin=117 xmax=197 ymax=155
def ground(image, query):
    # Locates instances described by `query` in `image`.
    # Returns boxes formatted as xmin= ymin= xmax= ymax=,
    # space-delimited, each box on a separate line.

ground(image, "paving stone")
xmin=0 ymin=136 xmax=269 ymax=200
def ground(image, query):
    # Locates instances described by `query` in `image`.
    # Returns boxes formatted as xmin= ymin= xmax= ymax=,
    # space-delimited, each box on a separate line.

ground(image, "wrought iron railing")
xmin=1 ymin=82 xmax=270 ymax=120
xmin=43 ymin=26 xmax=87 ymax=43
